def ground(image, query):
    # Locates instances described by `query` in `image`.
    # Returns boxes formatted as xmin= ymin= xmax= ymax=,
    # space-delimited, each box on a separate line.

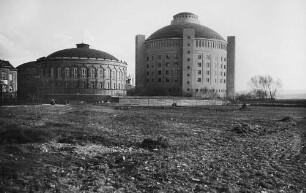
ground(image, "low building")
xmin=0 ymin=59 xmax=18 ymax=104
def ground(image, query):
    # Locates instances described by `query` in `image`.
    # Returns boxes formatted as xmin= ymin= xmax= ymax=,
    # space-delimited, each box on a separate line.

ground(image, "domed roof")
xmin=146 ymin=12 xmax=225 ymax=41
xmin=47 ymin=43 xmax=118 ymax=60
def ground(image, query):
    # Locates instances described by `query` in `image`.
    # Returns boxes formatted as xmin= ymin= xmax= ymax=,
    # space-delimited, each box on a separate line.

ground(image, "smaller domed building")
xmin=18 ymin=43 xmax=127 ymax=103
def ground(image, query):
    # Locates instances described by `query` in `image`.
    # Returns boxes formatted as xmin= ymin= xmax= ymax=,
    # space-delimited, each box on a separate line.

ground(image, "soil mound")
xmin=140 ymin=137 xmax=170 ymax=150
xmin=231 ymin=123 xmax=262 ymax=135
xmin=279 ymin=116 xmax=293 ymax=122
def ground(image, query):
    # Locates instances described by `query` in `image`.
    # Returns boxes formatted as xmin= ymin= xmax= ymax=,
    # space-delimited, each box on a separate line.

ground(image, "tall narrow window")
xmin=82 ymin=68 xmax=87 ymax=78
xmin=51 ymin=68 xmax=54 ymax=78
xmin=99 ymin=69 xmax=103 ymax=78
xmin=57 ymin=68 xmax=61 ymax=78
xmin=91 ymin=69 xmax=95 ymax=78
xmin=74 ymin=68 xmax=78 ymax=78
xmin=65 ymin=68 xmax=69 ymax=78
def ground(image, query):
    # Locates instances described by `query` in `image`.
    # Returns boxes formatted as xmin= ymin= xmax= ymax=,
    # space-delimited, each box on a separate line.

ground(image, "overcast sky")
xmin=0 ymin=0 xmax=305 ymax=92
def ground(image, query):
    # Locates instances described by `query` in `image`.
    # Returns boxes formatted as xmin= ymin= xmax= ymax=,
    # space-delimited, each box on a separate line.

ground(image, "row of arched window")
xmin=45 ymin=67 xmax=126 ymax=80
xmin=48 ymin=81 xmax=124 ymax=90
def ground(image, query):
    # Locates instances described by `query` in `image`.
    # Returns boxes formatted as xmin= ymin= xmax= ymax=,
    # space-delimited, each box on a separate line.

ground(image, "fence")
xmin=118 ymin=97 xmax=224 ymax=107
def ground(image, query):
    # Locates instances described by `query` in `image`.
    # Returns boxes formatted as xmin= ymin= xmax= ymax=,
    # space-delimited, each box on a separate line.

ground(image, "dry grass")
xmin=0 ymin=104 xmax=305 ymax=192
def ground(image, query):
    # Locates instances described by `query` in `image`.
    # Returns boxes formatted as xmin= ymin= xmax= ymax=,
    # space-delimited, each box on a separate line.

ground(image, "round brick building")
xmin=135 ymin=12 xmax=235 ymax=98
xmin=18 ymin=43 xmax=127 ymax=103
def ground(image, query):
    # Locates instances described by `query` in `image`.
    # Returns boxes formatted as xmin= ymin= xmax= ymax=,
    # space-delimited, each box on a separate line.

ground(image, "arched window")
xmin=51 ymin=68 xmax=54 ymax=78
xmin=91 ymin=68 xmax=95 ymax=78
xmin=99 ymin=69 xmax=103 ymax=79
xmin=65 ymin=68 xmax=69 ymax=78
xmin=57 ymin=68 xmax=61 ymax=78
xmin=82 ymin=68 xmax=87 ymax=78
xmin=74 ymin=68 xmax=78 ymax=78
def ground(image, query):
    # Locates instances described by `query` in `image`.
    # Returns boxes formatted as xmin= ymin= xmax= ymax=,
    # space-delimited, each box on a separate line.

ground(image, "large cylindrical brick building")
xmin=17 ymin=43 xmax=127 ymax=102
xmin=135 ymin=12 xmax=235 ymax=99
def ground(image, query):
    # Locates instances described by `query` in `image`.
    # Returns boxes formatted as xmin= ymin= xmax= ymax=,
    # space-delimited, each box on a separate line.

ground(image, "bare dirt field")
xmin=0 ymin=104 xmax=305 ymax=193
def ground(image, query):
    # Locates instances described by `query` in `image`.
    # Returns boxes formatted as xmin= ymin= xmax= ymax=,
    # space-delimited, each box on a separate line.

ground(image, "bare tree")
xmin=248 ymin=75 xmax=282 ymax=99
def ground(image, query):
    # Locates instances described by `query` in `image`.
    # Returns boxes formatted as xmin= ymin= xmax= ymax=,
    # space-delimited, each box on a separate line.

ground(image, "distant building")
xmin=0 ymin=59 xmax=18 ymax=104
xmin=135 ymin=12 xmax=235 ymax=99
xmin=17 ymin=43 xmax=127 ymax=102
xmin=126 ymin=74 xmax=135 ymax=86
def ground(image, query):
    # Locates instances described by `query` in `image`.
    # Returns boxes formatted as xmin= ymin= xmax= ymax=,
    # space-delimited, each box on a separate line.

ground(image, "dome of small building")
xmin=47 ymin=43 xmax=118 ymax=60
xmin=146 ymin=12 xmax=224 ymax=41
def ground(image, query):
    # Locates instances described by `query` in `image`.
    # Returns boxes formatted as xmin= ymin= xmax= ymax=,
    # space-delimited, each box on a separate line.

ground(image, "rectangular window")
xmin=196 ymin=89 xmax=198 ymax=92
xmin=198 ymin=63 xmax=201 ymax=67
xmin=206 ymin=71 xmax=210 ymax=75
xmin=206 ymin=63 xmax=210 ymax=67
xmin=175 ymin=54 xmax=179 ymax=59
xmin=166 ymin=63 xmax=169 ymax=67
xmin=158 ymin=63 xmax=161 ymax=67
xmin=166 ymin=78 xmax=169 ymax=82
xmin=158 ymin=78 xmax=161 ymax=82
xmin=147 ymin=64 xmax=149 ymax=68
xmin=158 ymin=70 xmax=161 ymax=75
xmin=187 ymin=35 xmax=190 ymax=39
xmin=147 ymin=71 xmax=149 ymax=75
xmin=221 ymin=72 xmax=223 ymax=76
xmin=197 ymin=78 xmax=201 ymax=82
xmin=187 ymin=58 xmax=190 ymax=61
xmin=174 ymin=62 xmax=179 ymax=67
xmin=147 ymin=56 xmax=149 ymax=61
xmin=224 ymin=72 xmax=226 ymax=76
xmin=198 ymin=55 xmax=201 ymax=59
xmin=166 ymin=55 xmax=170 ymax=59
xmin=166 ymin=70 xmax=169 ymax=75
xmin=187 ymin=74 xmax=190 ymax=77
xmin=158 ymin=55 xmax=161 ymax=59
xmin=187 ymin=81 xmax=190 ymax=84
xmin=224 ymin=65 xmax=226 ymax=69
xmin=198 ymin=70 xmax=201 ymax=75
xmin=206 ymin=78 xmax=210 ymax=82
xmin=224 ymin=79 xmax=226 ymax=83
xmin=187 ymin=50 xmax=190 ymax=54
xmin=220 ymin=79 xmax=223 ymax=83
xmin=187 ymin=66 xmax=190 ymax=69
